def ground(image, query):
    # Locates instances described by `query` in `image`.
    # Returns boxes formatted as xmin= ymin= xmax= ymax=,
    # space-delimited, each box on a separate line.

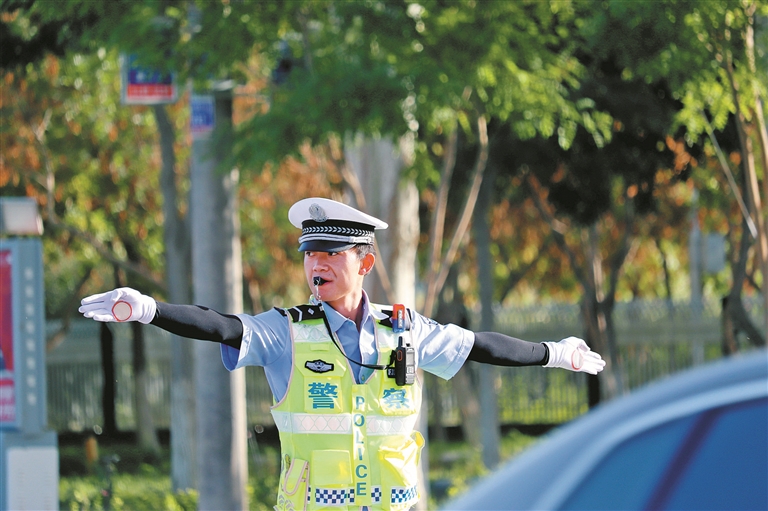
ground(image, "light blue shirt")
xmin=221 ymin=291 xmax=474 ymax=402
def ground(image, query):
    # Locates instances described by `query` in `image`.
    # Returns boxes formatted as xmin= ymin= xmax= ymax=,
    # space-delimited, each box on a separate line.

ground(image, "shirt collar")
xmin=322 ymin=290 xmax=376 ymax=332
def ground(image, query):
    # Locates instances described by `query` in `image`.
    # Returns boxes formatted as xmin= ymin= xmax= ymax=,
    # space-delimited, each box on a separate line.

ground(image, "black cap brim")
xmin=298 ymin=240 xmax=357 ymax=253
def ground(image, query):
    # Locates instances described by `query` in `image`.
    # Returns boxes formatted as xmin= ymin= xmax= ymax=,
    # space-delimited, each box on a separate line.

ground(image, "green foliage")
xmin=58 ymin=433 xmax=536 ymax=510
xmin=236 ymin=62 xmax=404 ymax=170
xmin=580 ymin=0 xmax=767 ymax=139
xmin=7 ymin=0 xmax=764 ymax=312
xmin=231 ymin=0 xmax=614 ymax=174
xmin=58 ymin=442 xmax=280 ymax=510
xmin=60 ymin=474 xmax=198 ymax=511
xmin=2 ymin=43 xmax=171 ymax=314
xmin=427 ymin=430 xmax=537 ymax=506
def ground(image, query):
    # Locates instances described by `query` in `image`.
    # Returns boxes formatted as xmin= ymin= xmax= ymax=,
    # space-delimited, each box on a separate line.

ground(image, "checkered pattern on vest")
xmin=371 ymin=485 xmax=382 ymax=504
xmin=391 ymin=485 xmax=418 ymax=505
xmin=311 ymin=485 xmax=395 ymax=506
xmin=314 ymin=487 xmax=348 ymax=505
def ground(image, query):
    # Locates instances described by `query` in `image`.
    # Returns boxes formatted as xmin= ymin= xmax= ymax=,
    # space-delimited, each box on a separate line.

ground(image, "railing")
xmin=44 ymin=297 xmax=764 ymax=433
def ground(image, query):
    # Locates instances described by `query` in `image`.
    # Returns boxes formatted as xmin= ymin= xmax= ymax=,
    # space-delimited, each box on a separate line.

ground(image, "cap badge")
xmin=309 ymin=203 xmax=328 ymax=222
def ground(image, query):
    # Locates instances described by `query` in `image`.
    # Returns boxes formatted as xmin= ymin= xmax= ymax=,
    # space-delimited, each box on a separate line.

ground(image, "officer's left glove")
xmin=543 ymin=337 xmax=606 ymax=374
xmin=79 ymin=287 xmax=157 ymax=324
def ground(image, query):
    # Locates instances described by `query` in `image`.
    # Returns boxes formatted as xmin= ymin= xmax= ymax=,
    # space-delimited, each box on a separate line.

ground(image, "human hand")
xmin=543 ymin=337 xmax=606 ymax=375
xmin=79 ymin=287 xmax=157 ymax=324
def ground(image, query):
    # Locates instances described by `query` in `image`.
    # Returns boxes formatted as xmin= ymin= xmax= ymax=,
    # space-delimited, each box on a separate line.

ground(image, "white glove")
xmin=543 ymin=337 xmax=606 ymax=375
xmin=79 ymin=287 xmax=157 ymax=324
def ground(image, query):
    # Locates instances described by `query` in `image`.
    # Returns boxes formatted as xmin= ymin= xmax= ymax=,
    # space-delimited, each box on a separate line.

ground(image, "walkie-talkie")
xmin=392 ymin=304 xmax=415 ymax=386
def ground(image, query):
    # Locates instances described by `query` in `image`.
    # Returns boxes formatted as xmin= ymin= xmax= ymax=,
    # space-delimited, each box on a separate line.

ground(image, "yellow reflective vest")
xmin=272 ymin=303 xmax=423 ymax=511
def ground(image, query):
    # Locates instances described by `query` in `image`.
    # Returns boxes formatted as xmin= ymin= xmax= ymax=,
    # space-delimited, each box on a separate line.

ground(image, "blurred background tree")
xmin=2 ymin=0 xmax=766 ymax=503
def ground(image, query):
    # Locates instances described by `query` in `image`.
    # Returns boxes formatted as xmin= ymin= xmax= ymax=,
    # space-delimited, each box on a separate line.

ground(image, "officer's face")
xmin=304 ymin=249 xmax=371 ymax=304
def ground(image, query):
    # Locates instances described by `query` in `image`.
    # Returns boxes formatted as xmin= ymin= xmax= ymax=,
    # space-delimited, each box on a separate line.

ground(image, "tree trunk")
xmin=581 ymin=224 xmax=627 ymax=401
xmin=473 ymin=163 xmax=500 ymax=469
xmin=153 ymin=104 xmax=196 ymax=491
xmin=654 ymin=238 xmax=675 ymax=316
xmin=435 ymin=265 xmax=477 ymax=445
xmin=345 ymin=133 xmax=428 ymax=507
xmin=724 ymin=211 xmax=765 ymax=350
xmin=344 ymin=133 xmax=419 ymax=305
xmin=451 ymin=366 xmax=481 ymax=446
xmin=721 ymin=296 xmax=738 ymax=355
xmin=190 ymin=90 xmax=248 ymax=510
xmin=99 ymin=322 xmax=117 ymax=436
xmin=131 ymin=322 xmax=160 ymax=453
xmin=725 ymin=19 xmax=768 ymax=337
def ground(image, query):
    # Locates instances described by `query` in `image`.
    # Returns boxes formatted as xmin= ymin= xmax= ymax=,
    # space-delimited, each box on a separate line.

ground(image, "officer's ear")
xmin=359 ymin=252 xmax=375 ymax=276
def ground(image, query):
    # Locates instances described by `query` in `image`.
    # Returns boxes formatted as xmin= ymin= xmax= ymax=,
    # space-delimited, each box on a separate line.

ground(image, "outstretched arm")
xmin=79 ymin=287 xmax=243 ymax=349
xmin=153 ymin=302 xmax=243 ymax=349
xmin=468 ymin=331 xmax=605 ymax=375
xmin=468 ymin=331 xmax=549 ymax=366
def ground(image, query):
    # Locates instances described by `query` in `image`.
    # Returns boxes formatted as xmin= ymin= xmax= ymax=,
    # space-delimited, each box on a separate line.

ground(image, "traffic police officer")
xmin=80 ymin=197 xmax=605 ymax=510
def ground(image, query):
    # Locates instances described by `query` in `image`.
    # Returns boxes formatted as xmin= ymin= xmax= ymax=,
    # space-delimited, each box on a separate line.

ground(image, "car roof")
xmin=442 ymin=349 xmax=768 ymax=510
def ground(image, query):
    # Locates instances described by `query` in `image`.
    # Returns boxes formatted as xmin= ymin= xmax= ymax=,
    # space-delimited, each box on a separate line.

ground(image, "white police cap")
xmin=288 ymin=197 xmax=388 ymax=252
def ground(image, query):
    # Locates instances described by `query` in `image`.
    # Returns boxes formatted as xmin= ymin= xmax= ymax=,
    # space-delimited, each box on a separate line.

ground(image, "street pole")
xmin=189 ymin=86 xmax=248 ymax=510
xmin=689 ymin=189 xmax=704 ymax=365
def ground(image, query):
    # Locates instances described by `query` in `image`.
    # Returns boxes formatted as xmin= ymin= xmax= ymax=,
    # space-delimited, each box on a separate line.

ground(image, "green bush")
xmin=59 ymin=433 xmax=537 ymax=509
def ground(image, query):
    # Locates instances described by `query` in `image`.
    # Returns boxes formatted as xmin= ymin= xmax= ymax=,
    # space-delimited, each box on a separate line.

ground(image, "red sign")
xmin=0 ymin=250 xmax=16 ymax=425
xmin=122 ymin=54 xmax=177 ymax=105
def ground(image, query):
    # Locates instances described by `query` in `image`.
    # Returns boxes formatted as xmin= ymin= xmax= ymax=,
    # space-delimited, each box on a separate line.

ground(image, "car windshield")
xmin=560 ymin=397 xmax=768 ymax=511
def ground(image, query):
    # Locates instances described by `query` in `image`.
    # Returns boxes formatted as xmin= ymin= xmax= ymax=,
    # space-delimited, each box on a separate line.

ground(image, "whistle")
xmin=313 ymin=276 xmax=326 ymax=286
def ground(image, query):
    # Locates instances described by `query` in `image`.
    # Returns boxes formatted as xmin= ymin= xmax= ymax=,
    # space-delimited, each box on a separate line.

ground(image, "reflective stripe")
xmin=367 ymin=415 xmax=419 ymax=436
xmin=272 ymin=411 xmax=417 ymax=436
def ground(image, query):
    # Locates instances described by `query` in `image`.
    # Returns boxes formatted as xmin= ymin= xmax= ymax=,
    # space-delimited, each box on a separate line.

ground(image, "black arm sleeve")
xmin=151 ymin=302 xmax=244 ymax=350
xmin=467 ymin=331 xmax=549 ymax=367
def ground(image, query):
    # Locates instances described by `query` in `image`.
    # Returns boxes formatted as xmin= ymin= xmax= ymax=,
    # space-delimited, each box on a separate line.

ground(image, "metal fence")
xmin=45 ymin=297 xmax=764 ymax=433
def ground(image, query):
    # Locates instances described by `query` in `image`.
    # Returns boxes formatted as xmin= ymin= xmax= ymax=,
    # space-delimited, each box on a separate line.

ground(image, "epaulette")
xmin=273 ymin=304 xmax=323 ymax=323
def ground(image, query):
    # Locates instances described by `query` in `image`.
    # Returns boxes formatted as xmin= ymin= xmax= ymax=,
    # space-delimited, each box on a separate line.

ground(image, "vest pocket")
xmin=377 ymin=432 xmax=424 ymax=510
xmin=277 ymin=456 xmax=309 ymax=511
xmin=307 ymin=450 xmax=354 ymax=509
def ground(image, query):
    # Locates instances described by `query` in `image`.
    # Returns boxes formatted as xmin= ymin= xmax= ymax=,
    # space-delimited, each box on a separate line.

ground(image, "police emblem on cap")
xmin=309 ymin=203 xmax=328 ymax=222
xmin=288 ymin=197 xmax=389 ymax=252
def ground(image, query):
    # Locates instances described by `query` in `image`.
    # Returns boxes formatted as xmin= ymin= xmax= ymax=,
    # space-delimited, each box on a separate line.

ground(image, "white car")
xmin=442 ymin=349 xmax=768 ymax=511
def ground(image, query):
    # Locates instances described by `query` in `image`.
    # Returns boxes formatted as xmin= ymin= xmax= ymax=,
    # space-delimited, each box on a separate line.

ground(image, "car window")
xmin=659 ymin=398 xmax=768 ymax=511
xmin=561 ymin=397 xmax=768 ymax=511
xmin=560 ymin=414 xmax=697 ymax=510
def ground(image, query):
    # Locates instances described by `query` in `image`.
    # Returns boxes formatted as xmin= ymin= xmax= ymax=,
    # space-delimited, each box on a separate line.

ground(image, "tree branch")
xmin=606 ymin=194 xmax=636 ymax=308
xmin=46 ymin=265 xmax=94 ymax=352
xmin=31 ymin=109 xmax=166 ymax=290
xmin=524 ymin=171 xmax=590 ymax=291
xmin=497 ymin=234 xmax=552 ymax=303
xmin=423 ymin=113 xmax=489 ymax=317
xmin=337 ymin=157 xmax=396 ymax=304
xmin=422 ymin=127 xmax=459 ymax=315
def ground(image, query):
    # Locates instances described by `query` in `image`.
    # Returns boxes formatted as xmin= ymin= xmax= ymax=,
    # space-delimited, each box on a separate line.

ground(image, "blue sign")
xmin=190 ymin=95 xmax=215 ymax=138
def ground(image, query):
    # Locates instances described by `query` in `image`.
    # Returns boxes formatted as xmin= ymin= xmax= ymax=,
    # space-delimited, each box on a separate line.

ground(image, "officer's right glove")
xmin=543 ymin=337 xmax=606 ymax=375
xmin=79 ymin=287 xmax=157 ymax=324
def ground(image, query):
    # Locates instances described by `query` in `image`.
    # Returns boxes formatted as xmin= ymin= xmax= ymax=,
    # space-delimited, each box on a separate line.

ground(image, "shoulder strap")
xmin=273 ymin=304 xmax=323 ymax=323
xmin=376 ymin=305 xmax=412 ymax=331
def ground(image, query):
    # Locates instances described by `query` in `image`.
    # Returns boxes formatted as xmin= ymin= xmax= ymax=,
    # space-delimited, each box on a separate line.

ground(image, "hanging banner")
xmin=121 ymin=54 xmax=178 ymax=105
xmin=190 ymin=94 xmax=215 ymax=138
xmin=0 ymin=250 xmax=16 ymax=427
